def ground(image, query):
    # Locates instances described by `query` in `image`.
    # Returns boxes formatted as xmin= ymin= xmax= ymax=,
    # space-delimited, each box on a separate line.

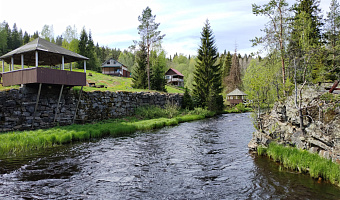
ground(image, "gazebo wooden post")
xmin=62 ymin=56 xmax=64 ymax=70
xmin=21 ymin=54 xmax=24 ymax=69
xmin=35 ymin=51 xmax=38 ymax=67
xmin=84 ymin=60 xmax=86 ymax=73
xmin=70 ymin=62 xmax=72 ymax=71
xmin=1 ymin=60 xmax=4 ymax=72
xmin=11 ymin=57 xmax=14 ymax=71
xmin=32 ymin=83 xmax=42 ymax=128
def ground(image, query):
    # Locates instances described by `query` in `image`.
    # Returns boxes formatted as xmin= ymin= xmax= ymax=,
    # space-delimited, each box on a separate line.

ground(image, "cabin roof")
xmin=101 ymin=58 xmax=125 ymax=68
xmin=227 ymin=88 xmax=247 ymax=96
xmin=165 ymin=68 xmax=184 ymax=76
xmin=0 ymin=37 xmax=88 ymax=66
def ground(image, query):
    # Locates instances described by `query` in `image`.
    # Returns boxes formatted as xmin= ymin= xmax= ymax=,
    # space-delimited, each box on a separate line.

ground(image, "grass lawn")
xmin=0 ymin=66 xmax=183 ymax=94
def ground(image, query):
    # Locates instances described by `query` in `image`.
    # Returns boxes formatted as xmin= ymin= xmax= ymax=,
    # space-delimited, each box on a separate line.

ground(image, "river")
xmin=1 ymin=113 xmax=340 ymax=199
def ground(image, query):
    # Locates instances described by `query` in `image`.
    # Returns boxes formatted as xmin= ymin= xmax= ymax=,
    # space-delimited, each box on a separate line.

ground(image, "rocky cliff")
xmin=248 ymin=86 xmax=340 ymax=163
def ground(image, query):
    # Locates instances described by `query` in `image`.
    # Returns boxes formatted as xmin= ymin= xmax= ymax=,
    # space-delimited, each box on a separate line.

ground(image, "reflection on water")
xmin=1 ymin=113 xmax=340 ymax=199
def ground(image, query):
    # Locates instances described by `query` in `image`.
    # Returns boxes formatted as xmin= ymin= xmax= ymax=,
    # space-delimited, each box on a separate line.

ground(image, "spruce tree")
xmin=78 ymin=28 xmax=88 ymax=69
xmin=223 ymin=51 xmax=232 ymax=77
xmin=132 ymin=41 xmax=148 ymax=89
xmin=193 ymin=19 xmax=223 ymax=111
xmin=150 ymin=50 xmax=167 ymax=92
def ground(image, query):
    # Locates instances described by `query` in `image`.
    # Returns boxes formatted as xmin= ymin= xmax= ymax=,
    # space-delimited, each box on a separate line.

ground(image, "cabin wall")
xmin=0 ymin=87 xmax=182 ymax=132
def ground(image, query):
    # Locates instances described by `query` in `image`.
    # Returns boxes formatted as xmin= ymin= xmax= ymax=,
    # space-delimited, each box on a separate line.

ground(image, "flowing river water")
xmin=1 ymin=113 xmax=340 ymax=199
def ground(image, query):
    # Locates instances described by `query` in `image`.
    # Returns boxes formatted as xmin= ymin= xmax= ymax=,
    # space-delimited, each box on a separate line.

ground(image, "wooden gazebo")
xmin=0 ymin=37 xmax=88 ymax=87
xmin=0 ymin=37 xmax=89 ymax=126
xmin=226 ymin=88 xmax=247 ymax=106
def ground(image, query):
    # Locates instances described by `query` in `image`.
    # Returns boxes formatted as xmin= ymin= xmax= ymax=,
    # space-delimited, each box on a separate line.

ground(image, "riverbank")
xmin=257 ymin=143 xmax=340 ymax=187
xmin=0 ymin=107 xmax=214 ymax=157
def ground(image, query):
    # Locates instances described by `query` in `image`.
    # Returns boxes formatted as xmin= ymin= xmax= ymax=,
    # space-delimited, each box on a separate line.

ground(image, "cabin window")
xmin=165 ymin=75 xmax=170 ymax=79
xmin=107 ymin=61 xmax=110 ymax=64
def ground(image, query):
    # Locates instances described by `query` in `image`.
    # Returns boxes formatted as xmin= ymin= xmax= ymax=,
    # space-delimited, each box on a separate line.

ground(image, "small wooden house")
xmin=226 ymin=88 xmax=247 ymax=106
xmin=165 ymin=68 xmax=184 ymax=87
xmin=101 ymin=58 xmax=130 ymax=77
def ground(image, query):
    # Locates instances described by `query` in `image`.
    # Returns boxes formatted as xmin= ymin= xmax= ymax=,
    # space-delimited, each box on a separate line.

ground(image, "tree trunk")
xmin=147 ymin=44 xmax=150 ymax=90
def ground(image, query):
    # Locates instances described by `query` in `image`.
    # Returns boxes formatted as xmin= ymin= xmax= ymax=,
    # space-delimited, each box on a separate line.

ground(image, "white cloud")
xmin=0 ymin=0 xmax=333 ymax=57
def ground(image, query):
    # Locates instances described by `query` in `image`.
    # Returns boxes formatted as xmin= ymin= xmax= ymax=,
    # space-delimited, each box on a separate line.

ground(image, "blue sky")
xmin=0 ymin=0 xmax=332 ymax=57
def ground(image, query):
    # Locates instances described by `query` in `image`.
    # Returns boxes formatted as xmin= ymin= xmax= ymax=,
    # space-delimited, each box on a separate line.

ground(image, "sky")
xmin=0 ymin=0 xmax=333 ymax=58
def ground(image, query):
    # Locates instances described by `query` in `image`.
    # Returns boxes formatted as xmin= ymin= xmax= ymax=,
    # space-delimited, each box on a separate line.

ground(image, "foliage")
xmin=258 ymin=142 xmax=340 ymax=187
xmin=182 ymin=87 xmax=194 ymax=110
xmin=132 ymin=40 xmax=148 ymax=89
xmin=150 ymin=50 xmax=167 ymax=92
xmin=118 ymin=50 xmax=135 ymax=72
xmin=193 ymin=19 xmax=223 ymax=111
xmin=243 ymin=59 xmax=280 ymax=112
xmin=252 ymin=0 xmax=289 ymax=89
xmin=137 ymin=6 xmax=165 ymax=90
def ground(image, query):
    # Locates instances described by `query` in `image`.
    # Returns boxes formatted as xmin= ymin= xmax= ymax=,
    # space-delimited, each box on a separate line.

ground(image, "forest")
xmin=1 ymin=0 xmax=339 ymax=112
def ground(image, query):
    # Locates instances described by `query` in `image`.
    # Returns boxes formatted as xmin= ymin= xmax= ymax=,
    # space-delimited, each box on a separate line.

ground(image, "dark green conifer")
xmin=193 ymin=19 xmax=223 ymax=111
xmin=132 ymin=41 xmax=148 ymax=89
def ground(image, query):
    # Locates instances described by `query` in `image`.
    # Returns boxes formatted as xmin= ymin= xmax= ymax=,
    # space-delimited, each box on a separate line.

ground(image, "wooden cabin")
xmin=165 ymin=68 xmax=184 ymax=87
xmin=101 ymin=58 xmax=130 ymax=77
xmin=226 ymin=88 xmax=247 ymax=106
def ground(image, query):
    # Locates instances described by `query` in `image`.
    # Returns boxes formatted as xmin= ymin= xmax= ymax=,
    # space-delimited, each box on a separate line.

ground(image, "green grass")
xmin=222 ymin=103 xmax=253 ymax=113
xmin=0 ymin=67 xmax=184 ymax=94
xmin=258 ymin=142 xmax=340 ymax=186
xmin=0 ymin=107 xmax=214 ymax=157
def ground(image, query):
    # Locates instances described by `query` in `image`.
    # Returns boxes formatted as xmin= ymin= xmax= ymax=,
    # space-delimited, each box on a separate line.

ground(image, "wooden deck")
xmin=2 ymin=67 xmax=86 ymax=86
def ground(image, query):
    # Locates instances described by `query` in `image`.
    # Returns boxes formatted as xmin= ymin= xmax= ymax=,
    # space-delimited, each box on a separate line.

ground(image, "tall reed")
xmin=257 ymin=143 xmax=340 ymax=186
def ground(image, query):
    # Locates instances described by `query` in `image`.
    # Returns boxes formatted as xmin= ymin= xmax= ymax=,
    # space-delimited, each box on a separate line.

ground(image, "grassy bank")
xmin=0 ymin=107 xmax=214 ymax=157
xmin=257 ymin=143 xmax=340 ymax=187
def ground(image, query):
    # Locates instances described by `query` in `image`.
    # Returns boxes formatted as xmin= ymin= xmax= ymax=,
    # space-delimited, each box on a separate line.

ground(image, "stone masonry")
xmin=0 ymin=85 xmax=182 ymax=132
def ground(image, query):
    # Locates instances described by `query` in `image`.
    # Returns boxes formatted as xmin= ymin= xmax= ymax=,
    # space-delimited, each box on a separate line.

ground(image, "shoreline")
xmin=0 ymin=111 xmax=215 ymax=157
xmin=256 ymin=142 xmax=340 ymax=187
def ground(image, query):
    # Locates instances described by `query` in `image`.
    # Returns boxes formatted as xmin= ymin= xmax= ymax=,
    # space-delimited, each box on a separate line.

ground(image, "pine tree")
xmin=137 ymin=6 xmax=165 ymax=90
xmin=132 ymin=41 xmax=148 ymax=89
xmin=193 ymin=19 xmax=223 ymax=111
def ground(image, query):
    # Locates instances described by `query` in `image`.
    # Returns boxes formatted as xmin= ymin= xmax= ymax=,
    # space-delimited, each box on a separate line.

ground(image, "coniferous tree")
xmin=132 ymin=40 xmax=148 ymax=89
xmin=0 ymin=22 xmax=8 ymax=55
xmin=223 ymin=51 xmax=232 ymax=77
xmin=182 ymin=87 xmax=194 ymax=110
xmin=193 ymin=19 xmax=223 ymax=111
xmin=137 ymin=6 xmax=165 ymax=90
xmin=78 ymin=27 xmax=88 ymax=68
xmin=324 ymin=0 xmax=340 ymax=80
xmin=150 ymin=50 xmax=167 ymax=92
xmin=23 ymin=31 xmax=30 ymax=44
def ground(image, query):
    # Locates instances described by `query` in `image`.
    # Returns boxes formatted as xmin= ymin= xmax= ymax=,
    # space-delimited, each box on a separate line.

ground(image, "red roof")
xmin=167 ymin=68 xmax=184 ymax=76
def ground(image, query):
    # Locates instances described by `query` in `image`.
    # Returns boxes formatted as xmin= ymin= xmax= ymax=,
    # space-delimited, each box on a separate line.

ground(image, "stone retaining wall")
xmin=0 ymin=85 xmax=182 ymax=132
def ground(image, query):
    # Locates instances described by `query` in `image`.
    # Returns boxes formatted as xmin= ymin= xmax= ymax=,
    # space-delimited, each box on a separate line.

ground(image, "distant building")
xmin=226 ymin=88 xmax=247 ymax=106
xmin=165 ymin=68 xmax=184 ymax=87
xmin=101 ymin=58 xmax=130 ymax=77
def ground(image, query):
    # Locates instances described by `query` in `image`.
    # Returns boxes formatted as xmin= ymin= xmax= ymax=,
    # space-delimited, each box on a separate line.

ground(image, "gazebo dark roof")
xmin=0 ymin=37 xmax=88 ymax=66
